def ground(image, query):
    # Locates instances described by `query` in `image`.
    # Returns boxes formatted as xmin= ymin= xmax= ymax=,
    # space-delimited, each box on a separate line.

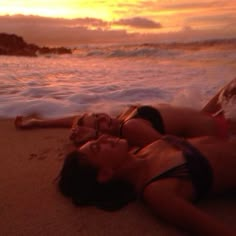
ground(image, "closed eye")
xmin=101 ymin=139 xmax=116 ymax=147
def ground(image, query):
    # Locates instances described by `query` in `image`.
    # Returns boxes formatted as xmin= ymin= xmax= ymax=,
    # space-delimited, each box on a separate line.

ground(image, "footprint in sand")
xmin=28 ymin=148 xmax=50 ymax=160
xmin=28 ymin=153 xmax=38 ymax=160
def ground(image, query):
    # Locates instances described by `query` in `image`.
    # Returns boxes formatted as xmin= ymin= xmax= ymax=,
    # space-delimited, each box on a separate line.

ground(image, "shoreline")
xmin=1 ymin=118 xmax=236 ymax=235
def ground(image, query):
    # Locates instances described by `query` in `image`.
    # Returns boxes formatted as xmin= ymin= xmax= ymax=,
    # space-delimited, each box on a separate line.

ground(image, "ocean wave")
xmin=74 ymin=46 xmax=181 ymax=59
xmin=73 ymin=39 xmax=236 ymax=59
xmin=1 ymin=45 xmax=236 ymax=118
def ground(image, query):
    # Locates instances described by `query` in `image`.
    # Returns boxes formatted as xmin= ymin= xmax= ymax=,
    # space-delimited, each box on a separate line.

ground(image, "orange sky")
xmin=0 ymin=0 xmax=236 ymax=45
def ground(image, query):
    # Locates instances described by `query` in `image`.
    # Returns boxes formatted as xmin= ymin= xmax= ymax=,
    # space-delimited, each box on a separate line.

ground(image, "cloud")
xmin=0 ymin=13 xmax=235 ymax=46
xmin=0 ymin=14 xmax=108 ymax=28
xmin=138 ymin=0 xmax=223 ymax=11
xmin=114 ymin=17 xmax=162 ymax=29
xmin=157 ymin=27 xmax=236 ymax=42
xmin=187 ymin=13 xmax=236 ymax=24
xmin=162 ymin=1 xmax=221 ymax=10
xmin=0 ymin=15 xmax=128 ymax=45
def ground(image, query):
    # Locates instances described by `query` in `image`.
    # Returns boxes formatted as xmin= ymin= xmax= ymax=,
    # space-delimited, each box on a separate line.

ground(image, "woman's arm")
xmin=15 ymin=115 xmax=76 ymax=129
xmin=143 ymin=179 xmax=235 ymax=236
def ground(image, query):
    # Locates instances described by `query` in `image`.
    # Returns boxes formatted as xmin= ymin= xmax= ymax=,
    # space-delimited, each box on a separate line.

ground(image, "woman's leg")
xmin=15 ymin=116 xmax=76 ymax=129
xmin=202 ymin=78 xmax=236 ymax=114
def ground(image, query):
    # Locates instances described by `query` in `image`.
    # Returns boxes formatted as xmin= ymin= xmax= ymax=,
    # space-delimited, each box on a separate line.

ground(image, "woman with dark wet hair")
xmin=58 ymin=150 xmax=136 ymax=211
xmin=58 ymin=134 xmax=236 ymax=235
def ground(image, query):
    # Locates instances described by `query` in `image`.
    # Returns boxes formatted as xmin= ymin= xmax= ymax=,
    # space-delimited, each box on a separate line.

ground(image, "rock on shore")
xmin=0 ymin=33 xmax=72 ymax=56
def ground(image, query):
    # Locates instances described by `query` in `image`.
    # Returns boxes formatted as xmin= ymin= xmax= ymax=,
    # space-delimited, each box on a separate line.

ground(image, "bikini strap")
xmin=140 ymin=163 xmax=188 ymax=198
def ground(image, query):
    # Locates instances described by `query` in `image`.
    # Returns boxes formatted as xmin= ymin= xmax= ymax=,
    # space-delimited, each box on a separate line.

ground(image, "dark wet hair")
xmin=58 ymin=151 xmax=136 ymax=211
xmin=77 ymin=113 xmax=86 ymax=126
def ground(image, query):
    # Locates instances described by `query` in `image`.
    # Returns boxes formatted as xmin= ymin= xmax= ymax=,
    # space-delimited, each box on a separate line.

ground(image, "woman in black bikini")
xmin=58 ymin=134 xmax=236 ymax=235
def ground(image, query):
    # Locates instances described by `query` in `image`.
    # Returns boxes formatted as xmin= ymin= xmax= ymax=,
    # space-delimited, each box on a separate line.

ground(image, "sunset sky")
xmin=0 ymin=0 xmax=236 ymax=46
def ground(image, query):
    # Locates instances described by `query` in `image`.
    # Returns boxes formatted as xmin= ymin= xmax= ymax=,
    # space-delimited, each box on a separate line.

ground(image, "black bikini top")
xmin=119 ymin=105 xmax=165 ymax=137
xmin=140 ymin=136 xmax=213 ymax=201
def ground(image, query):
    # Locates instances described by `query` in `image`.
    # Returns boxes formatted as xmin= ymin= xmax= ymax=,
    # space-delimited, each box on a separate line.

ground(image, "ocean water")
xmin=0 ymin=43 xmax=236 ymax=118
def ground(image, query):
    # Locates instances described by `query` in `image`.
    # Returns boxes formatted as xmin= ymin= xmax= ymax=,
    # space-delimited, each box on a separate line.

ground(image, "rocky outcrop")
xmin=0 ymin=33 xmax=72 ymax=56
xmin=37 ymin=46 xmax=72 ymax=55
xmin=0 ymin=33 xmax=39 ymax=56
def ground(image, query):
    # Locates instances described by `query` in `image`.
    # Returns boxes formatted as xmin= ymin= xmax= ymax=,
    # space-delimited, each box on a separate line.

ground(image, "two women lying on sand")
xmin=58 ymin=79 xmax=236 ymax=235
xmin=16 ymin=78 xmax=236 ymax=235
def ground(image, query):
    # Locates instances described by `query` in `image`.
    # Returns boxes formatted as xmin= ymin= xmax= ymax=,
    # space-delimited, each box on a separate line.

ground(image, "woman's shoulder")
xmin=117 ymin=105 xmax=139 ymax=121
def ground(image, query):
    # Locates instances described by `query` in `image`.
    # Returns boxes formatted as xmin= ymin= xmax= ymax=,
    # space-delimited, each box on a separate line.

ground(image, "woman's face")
xmin=79 ymin=135 xmax=128 ymax=171
xmin=79 ymin=113 xmax=114 ymax=133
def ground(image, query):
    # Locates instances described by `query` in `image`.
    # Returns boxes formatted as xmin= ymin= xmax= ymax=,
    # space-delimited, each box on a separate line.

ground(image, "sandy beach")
xmin=1 ymin=118 xmax=236 ymax=236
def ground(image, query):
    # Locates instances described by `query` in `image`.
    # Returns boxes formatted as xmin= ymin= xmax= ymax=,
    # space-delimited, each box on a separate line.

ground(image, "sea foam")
xmin=0 ymin=43 xmax=236 ymax=118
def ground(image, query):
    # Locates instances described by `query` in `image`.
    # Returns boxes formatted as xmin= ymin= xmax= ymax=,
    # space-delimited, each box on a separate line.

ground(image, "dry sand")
xmin=1 ymin=118 xmax=236 ymax=236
